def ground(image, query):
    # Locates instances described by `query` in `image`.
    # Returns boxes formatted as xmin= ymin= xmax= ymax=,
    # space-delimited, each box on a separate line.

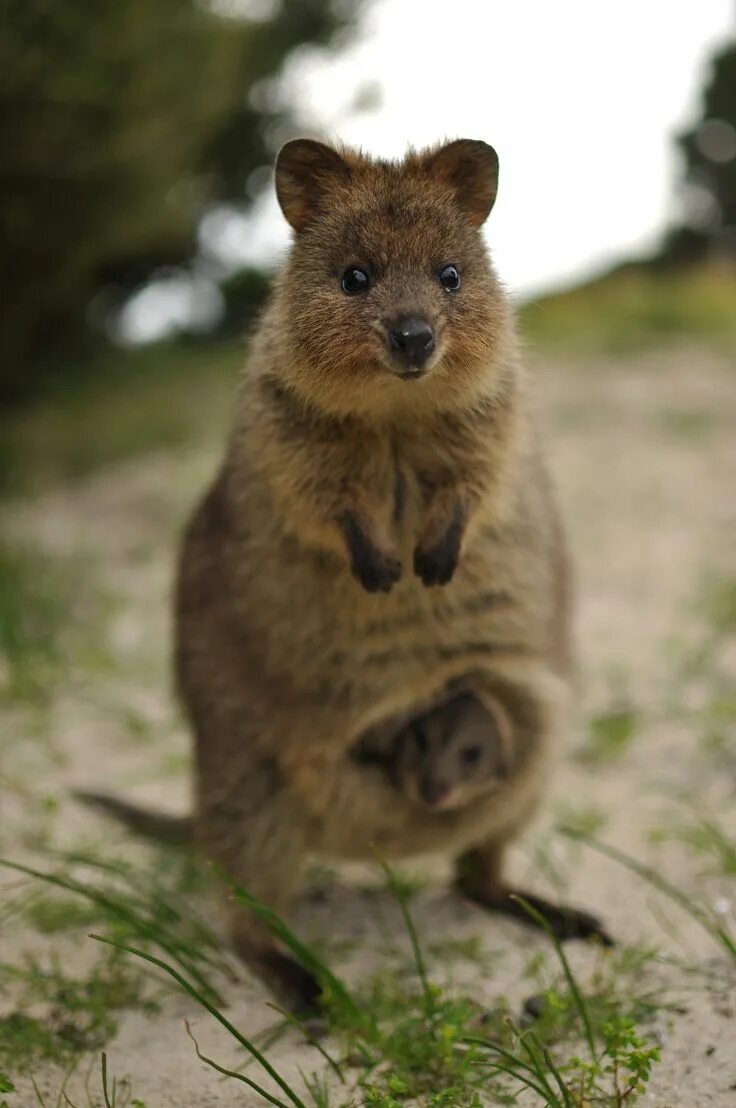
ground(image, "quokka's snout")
xmin=387 ymin=315 xmax=436 ymax=377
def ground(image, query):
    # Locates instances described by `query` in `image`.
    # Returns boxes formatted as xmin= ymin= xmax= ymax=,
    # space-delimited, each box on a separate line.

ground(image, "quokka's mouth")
xmin=394 ymin=367 xmax=428 ymax=381
xmin=421 ymin=791 xmax=461 ymax=812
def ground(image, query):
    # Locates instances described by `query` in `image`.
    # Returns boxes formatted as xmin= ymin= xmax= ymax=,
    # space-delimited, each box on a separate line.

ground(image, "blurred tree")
xmin=217 ymin=267 xmax=272 ymax=338
xmin=659 ymin=38 xmax=736 ymax=268
xmin=0 ymin=0 xmax=355 ymax=403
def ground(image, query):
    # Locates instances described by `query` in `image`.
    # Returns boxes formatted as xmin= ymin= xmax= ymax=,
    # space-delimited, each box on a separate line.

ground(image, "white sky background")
xmin=246 ymin=0 xmax=735 ymax=294
xmin=121 ymin=0 xmax=734 ymax=341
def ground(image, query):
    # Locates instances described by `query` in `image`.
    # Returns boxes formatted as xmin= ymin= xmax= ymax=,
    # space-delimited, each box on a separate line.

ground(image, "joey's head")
xmin=390 ymin=693 xmax=512 ymax=812
xmin=272 ymin=138 xmax=509 ymax=416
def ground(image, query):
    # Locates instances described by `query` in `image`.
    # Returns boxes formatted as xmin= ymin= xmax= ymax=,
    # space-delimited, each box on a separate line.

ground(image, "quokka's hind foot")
xmin=256 ymin=949 xmax=323 ymax=1017
xmin=232 ymin=915 xmax=324 ymax=1018
xmin=458 ymin=880 xmax=614 ymax=946
xmin=456 ymin=843 xmax=614 ymax=946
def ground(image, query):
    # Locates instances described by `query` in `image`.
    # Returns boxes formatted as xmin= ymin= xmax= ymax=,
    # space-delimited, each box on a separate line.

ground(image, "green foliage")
xmin=0 ymin=0 xmax=354 ymax=400
xmin=676 ymin=574 xmax=736 ymax=684
xmin=0 ymin=849 xmax=231 ymax=1081
xmin=2 ymin=852 xmax=233 ymax=1007
xmin=663 ymin=41 xmax=736 ymax=265
xmin=0 ymin=543 xmax=70 ymax=703
xmin=0 ymin=954 xmax=151 ymax=1073
xmin=0 ymin=341 xmax=242 ymax=496
xmin=1 ymin=847 xmax=666 ymax=1106
xmin=218 ymin=267 xmax=272 ymax=337
xmin=520 ymin=264 xmax=736 ymax=354
xmin=19 ymin=893 xmax=103 ymax=935
xmin=581 ymin=707 xmax=639 ymax=765
xmin=561 ymin=1016 xmax=661 ymax=1106
xmin=698 ymin=576 xmax=736 ymax=638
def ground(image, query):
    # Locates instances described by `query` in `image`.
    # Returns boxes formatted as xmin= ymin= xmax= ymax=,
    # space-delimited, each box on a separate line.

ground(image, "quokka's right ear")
xmin=421 ymin=139 xmax=499 ymax=227
xmin=275 ymin=139 xmax=351 ymax=232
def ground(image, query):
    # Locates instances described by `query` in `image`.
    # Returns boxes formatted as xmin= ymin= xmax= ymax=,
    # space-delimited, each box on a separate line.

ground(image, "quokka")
xmin=81 ymin=137 xmax=611 ymax=1012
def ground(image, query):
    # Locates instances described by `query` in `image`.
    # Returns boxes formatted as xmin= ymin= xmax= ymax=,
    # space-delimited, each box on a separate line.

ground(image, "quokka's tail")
xmin=73 ymin=789 xmax=194 ymax=844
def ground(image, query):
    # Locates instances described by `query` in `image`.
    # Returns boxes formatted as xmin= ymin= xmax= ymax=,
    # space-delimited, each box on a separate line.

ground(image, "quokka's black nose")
xmin=389 ymin=317 xmax=435 ymax=370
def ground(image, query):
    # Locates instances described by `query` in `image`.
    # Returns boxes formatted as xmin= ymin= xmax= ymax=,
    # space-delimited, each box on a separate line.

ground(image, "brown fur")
xmin=164 ymin=138 xmax=606 ymax=1009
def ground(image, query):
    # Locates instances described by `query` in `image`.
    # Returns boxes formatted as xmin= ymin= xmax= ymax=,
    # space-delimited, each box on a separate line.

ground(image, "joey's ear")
xmin=421 ymin=139 xmax=499 ymax=227
xmin=275 ymin=139 xmax=351 ymax=232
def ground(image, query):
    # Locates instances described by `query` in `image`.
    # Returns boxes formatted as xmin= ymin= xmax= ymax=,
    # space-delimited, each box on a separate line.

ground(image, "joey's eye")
xmin=341 ymin=267 xmax=370 ymax=294
xmin=462 ymin=746 xmax=481 ymax=767
xmin=438 ymin=264 xmax=461 ymax=291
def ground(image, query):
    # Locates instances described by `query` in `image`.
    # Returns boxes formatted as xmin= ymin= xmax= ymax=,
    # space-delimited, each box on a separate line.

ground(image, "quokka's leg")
xmin=455 ymin=838 xmax=614 ymax=946
xmin=196 ymin=753 xmax=322 ymax=1013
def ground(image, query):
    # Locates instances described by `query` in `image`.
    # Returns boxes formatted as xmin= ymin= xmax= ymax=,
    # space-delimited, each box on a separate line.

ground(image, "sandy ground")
xmin=2 ymin=343 xmax=735 ymax=1107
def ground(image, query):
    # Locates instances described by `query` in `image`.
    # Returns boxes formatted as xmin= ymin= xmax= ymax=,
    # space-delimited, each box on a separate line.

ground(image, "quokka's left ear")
xmin=420 ymin=139 xmax=499 ymax=227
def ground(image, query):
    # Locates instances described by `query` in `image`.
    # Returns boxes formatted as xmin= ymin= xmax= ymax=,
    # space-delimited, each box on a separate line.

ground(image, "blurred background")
xmin=2 ymin=6 xmax=736 ymax=1099
xmin=1 ymin=0 xmax=736 ymax=700
xmin=1 ymin=0 xmax=734 ymax=413
xmin=1 ymin=0 xmax=734 ymax=676
xmin=1 ymin=0 xmax=735 ymax=715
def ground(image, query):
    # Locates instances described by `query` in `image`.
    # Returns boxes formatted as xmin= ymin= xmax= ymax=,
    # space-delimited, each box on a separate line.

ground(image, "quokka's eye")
xmin=341 ymin=267 xmax=370 ymax=294
xmin=438 ymin=264 xmax=461 ymax=291
xmin=462 ymin=745 xmax=481 ymax=766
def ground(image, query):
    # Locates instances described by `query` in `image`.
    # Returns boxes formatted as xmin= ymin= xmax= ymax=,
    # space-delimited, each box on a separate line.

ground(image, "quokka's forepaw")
xmin=414 ymin=507 xmax=465 ymax=587
xmin=413 ymin=535 xmax=462 ymax=587
xmin=413 ymin=543 xmax=458 ymax=587
xmin=339 ymin=512 xmax=402 ymax=593
xmin=352 ymin=549 xmax=402 ymax=593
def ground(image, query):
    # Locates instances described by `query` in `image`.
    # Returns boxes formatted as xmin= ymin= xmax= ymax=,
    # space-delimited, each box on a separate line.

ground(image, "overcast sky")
xmin=123 ymin=0 xmax=734 ymax=340
xmin=248 ymin=0 xmax=735 ymax=295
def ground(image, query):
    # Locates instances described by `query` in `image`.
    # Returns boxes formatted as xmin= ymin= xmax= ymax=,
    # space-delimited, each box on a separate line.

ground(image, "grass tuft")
xmin=1 ymin=848 xmax=666 ymax=1105
xmin=520 ymin=263 xmax=736 ymax=355
xmin=560 ymin=828 xmax=736 ymax=962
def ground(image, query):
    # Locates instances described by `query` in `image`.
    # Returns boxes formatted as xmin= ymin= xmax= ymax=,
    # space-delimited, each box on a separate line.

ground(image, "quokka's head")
xmin=272 ymin=138 xmax=509 ymax=416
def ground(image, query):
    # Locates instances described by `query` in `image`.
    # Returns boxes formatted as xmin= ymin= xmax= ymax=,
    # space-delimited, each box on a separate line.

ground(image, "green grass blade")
xmin=90 ymin=934 xmax=305 ymax=1108
xmin=528 ymin=1031 xmax=575 ymax=1108
xmin=184 ymin=1020 xmax=294 ymax=1108
xmin=559 ymin=829 xmax=736 ymax=961
xmin=100 ymin=1053 xmax=113 ymax=1108
xmin=29 ymin=1074 xmax=48 ymax=1107
xmin=0 ymin=857 xmax=224 ymax=1004
xmin=478 ymin=1059 xmax=552 ymax=1101
xmin=511 ymin=894 xmax=598 ymax=1065
xmin=266 ymin=1004 xmax=344 ymax=1084
xmin=465 ymin=1037 xmax=555 ymax=1100
xmin=55 ymin=849 xmax=230 ymax=970
xmin=375 ymin=854 xmax=434 ymax=1016
xmin=227 ymin=879 xmax=362 ymax=1026
xmin=515 ymin=1031 xmax=566 ymax=1106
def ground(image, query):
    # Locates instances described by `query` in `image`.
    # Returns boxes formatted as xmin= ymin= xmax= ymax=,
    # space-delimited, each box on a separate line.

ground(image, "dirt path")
xmin=2 ymin=344 xmax=735 ymax=1106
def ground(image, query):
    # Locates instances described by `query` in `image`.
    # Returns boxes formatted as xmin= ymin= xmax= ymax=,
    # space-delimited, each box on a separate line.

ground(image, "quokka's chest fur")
xmin=205 ymin=399 xmax=560 ymax=742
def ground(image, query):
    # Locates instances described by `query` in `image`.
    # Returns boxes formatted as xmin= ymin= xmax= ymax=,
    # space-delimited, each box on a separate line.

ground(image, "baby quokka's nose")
xmin=420 ymin=777 xmax=452 ymax=808
xmin=389 ymin=317 xmax=435 ymax=374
